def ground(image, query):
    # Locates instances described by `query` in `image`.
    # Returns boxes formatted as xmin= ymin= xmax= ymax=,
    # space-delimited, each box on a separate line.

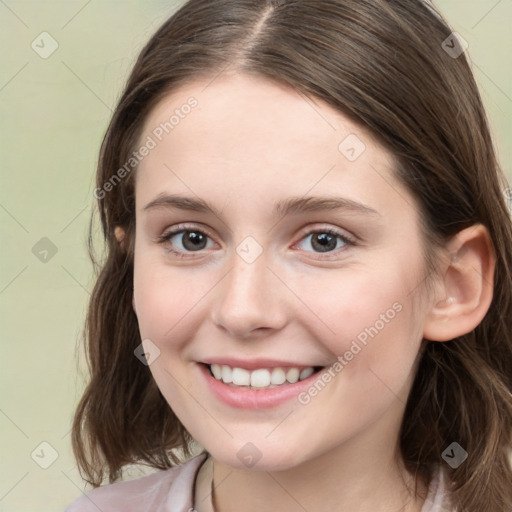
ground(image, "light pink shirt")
xmin=64 ymin=452 xmax=450 ymax=511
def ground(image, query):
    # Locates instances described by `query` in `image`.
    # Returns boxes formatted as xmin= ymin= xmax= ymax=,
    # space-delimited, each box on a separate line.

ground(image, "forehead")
xmin=135 ymin=72 xmax=413 ymax=219
xmin=140 ymin=72 xmax=380 ymax=158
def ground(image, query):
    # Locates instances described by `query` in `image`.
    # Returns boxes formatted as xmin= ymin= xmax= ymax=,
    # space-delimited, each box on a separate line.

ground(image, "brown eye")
xmin=175 ymin=231 xmax=208 ymax=251
xmin=296 ymin=228 xmax=355 ymax=255
xmin=158 ymin=227 xmax=215 ymax=257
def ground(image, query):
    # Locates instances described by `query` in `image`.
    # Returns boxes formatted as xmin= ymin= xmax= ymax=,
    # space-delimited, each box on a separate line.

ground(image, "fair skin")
xmin=123 ymin=72 xmax=495 ymax=512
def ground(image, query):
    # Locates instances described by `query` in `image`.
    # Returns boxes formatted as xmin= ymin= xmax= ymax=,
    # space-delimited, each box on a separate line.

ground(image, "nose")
xmin=210 ymin=249 xmax=288 ymax=339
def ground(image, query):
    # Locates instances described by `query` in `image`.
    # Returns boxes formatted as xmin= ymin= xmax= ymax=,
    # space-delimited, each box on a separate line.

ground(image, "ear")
xmin=114 ymin=226 xmax=136 ymax=313
xmin=114 ymin=226 xmax=125 ymax=249
xmin=422 ymin=224 xmax=496 ymax=342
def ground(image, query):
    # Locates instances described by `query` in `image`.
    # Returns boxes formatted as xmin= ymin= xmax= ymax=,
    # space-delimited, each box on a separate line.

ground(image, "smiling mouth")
xmin=205 ymin=363 xmax=325 ymax=390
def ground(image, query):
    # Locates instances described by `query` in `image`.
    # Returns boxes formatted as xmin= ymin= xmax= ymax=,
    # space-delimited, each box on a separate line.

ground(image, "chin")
xmin=205 ymin=439 xmax=307 ymax=472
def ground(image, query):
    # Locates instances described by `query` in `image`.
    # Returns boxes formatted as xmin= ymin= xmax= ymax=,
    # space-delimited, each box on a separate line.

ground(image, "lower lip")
xmin=197 ymin=363 xmax=323 ymax=410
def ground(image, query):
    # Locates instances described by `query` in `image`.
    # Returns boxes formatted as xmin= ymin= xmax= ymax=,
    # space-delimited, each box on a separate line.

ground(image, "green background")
xmin=0 ymin=1 xmax=510 ymax=510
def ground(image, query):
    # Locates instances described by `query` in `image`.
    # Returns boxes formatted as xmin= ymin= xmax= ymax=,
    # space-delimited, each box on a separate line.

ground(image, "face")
xmin=132 ymin=72 xmax=433 ymax=472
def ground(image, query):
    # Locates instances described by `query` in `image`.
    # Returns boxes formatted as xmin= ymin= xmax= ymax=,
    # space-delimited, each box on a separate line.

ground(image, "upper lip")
xmin=200 ymin=357 xmax=323 ymax=371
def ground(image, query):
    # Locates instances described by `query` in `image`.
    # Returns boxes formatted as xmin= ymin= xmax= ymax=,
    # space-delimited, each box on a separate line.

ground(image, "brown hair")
xmin=72 ymin=1 xmax=512 ymax=509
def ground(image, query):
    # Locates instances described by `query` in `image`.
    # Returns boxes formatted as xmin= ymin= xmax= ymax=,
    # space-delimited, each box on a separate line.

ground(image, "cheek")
xmin=294 ymin=266 xmax=413 ymax=345
xmin=132 ymin=262 xmax=206 ymax=409
xmin=291 ymin=263 xmax=424 ymax=397
xmin=133 ymin=258 xmax=218 ymax=353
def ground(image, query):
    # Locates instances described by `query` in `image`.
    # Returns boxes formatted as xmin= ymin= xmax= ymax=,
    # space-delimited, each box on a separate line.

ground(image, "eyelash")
xmin=156 ymin=224 xmax=356 ymax=259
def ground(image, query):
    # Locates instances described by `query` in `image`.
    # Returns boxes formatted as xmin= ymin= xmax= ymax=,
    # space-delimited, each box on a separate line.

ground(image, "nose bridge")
xmin=211 ymin=242 xmax=286 ymax=336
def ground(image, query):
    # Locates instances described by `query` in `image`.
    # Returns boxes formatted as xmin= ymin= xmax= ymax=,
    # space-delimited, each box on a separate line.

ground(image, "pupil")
xmin=312 ymin=233 xmax=336 ymax=252
xmin=184 ymin=232 xmax=206 ymax=250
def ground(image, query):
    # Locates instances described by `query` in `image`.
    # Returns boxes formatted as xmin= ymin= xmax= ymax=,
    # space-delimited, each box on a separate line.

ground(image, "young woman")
xmin=65 ymin=1 xmax=512 ymax=511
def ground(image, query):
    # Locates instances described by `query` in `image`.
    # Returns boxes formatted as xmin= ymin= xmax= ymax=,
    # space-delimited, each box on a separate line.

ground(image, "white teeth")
xmin=250 ymin=369 xmax=271 ymax=388
xmin=286 ymin=367 xmax=300 ymax=384
xmin=211 ymin=364 xmax=222 ymax=380
xmin=232 ymin=367 xmax=250 ymax=386
xmin=221 ymin=365 xmax=233 ymax=383
xmin=299 ymin=367 xmax=314 ymax=380
xmin=271 ymin=367 xmax=286 ymax=385
xmin=209 ymin=364 xmax=318 ymax=389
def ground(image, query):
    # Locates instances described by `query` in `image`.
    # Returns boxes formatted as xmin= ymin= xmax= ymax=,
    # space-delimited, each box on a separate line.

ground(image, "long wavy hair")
xmin=71 ymin=1 xmax=512 ymax=510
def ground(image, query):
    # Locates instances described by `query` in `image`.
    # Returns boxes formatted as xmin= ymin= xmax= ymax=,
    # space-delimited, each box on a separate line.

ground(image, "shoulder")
xmin=63 ymin=452 xmax=208 ymax=512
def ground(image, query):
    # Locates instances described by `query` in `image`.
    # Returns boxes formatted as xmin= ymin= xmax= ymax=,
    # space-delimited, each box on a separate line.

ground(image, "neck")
xmin=209 ymin=417 xmax=428 ymax=512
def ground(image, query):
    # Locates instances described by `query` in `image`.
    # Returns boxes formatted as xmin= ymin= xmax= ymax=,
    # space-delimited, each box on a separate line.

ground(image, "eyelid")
xmin=290 ymin=224 xmax=356 ymax=258
xmin=294 ymin=223 xmax=356 ymax=244
xmin=156 ymin=223 xmax=218 ymax=256
xmin=157 ymin=222 xmax=356 ymax=258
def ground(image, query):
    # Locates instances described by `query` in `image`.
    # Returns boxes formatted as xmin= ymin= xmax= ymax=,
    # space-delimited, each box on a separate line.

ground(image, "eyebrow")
xmin=143 ymin=193 xmax=381 ymax=218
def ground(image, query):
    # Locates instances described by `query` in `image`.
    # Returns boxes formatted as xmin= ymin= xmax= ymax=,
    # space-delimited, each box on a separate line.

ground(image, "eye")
xmin=157 ymin=225 xmax=216 ymax=258
xmin=156 ymin=224 xmax=356 ymax=259
xmin=294 ymin=227 xmax=355 ymax=256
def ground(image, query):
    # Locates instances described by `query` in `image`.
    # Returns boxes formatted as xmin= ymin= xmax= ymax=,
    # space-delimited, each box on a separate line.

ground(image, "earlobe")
xmin=422 ymin=224 xmax=495 ymax=342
